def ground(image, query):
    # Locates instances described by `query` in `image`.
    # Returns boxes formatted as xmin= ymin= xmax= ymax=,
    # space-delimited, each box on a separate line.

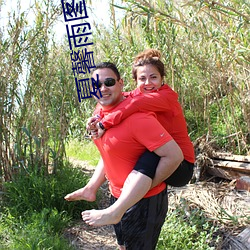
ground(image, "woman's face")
xmin=136 ymin=64 xmax=163 ymax=93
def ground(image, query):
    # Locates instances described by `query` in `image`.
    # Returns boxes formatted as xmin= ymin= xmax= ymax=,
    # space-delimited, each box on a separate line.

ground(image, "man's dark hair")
xmin=92 ymin=62 xmax=121 ymax=80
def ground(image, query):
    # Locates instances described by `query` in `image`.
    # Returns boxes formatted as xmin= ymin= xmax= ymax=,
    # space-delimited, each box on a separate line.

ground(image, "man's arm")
xmin=87 ymin=158 xmax=106 ymax=189
xmin=152 ymin=140 xmax=184 ymax=188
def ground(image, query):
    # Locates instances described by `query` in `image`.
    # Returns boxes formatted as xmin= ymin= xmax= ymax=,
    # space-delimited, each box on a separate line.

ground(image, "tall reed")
xmin=92 ymin=0 xmax=250 ymax=153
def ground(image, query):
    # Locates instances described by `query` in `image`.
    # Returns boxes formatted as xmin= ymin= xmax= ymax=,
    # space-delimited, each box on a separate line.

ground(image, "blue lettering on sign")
xmin=61 ymin=0 xmax=88 ymax=22
xmin=75 ymin=74 xmax=102 ymax=102
xmin=61 ymin=0 xmax=99 ymax=101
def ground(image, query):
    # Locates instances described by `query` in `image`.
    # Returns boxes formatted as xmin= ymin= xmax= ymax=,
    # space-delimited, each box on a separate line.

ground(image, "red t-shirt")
xmin=97 ymin=85 xmax=195 ymax=163
xmin=94 ymin=107 xmax=173 ymax=198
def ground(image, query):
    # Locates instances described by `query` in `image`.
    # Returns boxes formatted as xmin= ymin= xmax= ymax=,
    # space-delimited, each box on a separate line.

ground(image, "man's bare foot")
xmin=81 ymin=208 xmax=123 ymax=226
xmin=64 ymin=187 xmax=96 ymax=202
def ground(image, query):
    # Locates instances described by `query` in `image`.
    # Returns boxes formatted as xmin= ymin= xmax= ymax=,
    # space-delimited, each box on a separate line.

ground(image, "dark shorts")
xmin=111 ymin=188 xmax=168 ymax=250
xmin=134 ymin=149 xmax=194 ymax=187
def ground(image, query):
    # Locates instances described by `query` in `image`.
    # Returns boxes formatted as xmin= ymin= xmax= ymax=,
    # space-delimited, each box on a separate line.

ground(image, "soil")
xmin=64 ymin=222 xmax=117 ymax=250
xmin=64 ymin=159 xmax=118 ymax=250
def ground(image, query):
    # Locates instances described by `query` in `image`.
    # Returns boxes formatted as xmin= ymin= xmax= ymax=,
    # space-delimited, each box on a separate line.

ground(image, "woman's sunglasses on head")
xmin=98 ymin=78 xmax=117 ymax=88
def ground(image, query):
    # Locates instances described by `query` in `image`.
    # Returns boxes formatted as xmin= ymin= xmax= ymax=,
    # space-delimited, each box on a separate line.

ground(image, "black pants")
xmin=134 ymin=149 xmax=194 ymax=187
xmin=111 ymin=188 xmax=168 ymax=250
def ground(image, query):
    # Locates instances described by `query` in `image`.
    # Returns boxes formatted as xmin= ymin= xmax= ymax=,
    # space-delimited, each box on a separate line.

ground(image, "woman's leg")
xmin=81 ymin=170 xmax=152 ymax=226
xmin=164 ymin=160 xmax=194 ymax=187
xmin=64 ymin=158 xmax=106 ymax=201
xmin=136 ymin=150 xmax=194 ymax=187
xmin=135 ymin=150 xmax=194 ymax=187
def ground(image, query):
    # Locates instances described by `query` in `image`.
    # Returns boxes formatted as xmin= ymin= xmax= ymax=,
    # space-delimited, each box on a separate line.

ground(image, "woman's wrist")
xmin=98 ymin=122 xmax=105 ymax=131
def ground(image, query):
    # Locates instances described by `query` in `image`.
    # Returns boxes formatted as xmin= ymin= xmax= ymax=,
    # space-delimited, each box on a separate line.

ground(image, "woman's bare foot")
xmin=64 ymin=186 xmax=96 ymax=202
xmin=81 ymin=207 xmax=123 ymax=226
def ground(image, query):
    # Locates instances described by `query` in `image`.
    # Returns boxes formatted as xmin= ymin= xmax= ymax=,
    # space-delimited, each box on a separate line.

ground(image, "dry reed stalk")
xmin=168 ymin=182 xmax=250 ymax=232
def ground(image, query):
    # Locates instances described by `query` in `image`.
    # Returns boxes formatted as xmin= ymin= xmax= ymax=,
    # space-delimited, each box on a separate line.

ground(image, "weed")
xmin=157 ymin=204 xmax=220 ymax=249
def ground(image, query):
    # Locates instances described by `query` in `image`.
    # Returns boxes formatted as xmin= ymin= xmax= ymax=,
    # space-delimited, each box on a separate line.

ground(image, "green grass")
xmin=66 ymin=139 xmax=100 ymax=166
xmin=0 ymin=160 xmax=98 ymax=249
xmin=3 ymin=162 xmax=96 ymax=219
xmin=0 ymin=209 xmax=74 ymax=250
xmin=157 ymin=205 xmax=220 ymax=250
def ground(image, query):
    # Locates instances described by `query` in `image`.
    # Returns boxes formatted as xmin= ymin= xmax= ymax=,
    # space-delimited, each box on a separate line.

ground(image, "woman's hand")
xmin=86 ymin=116 xmax=106 ymax=139
xmin=94 ymin=122 xmax=106 ymax=139
xmin=86 ymin=116 xmax=99 ymax=139
xmin=86 ymin=116 xmax=99 ymax=131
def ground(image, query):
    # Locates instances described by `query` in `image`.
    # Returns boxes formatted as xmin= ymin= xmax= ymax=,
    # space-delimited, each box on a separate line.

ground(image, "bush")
xmin=2 ymin=162 xmax=97 ymax=219
xmin=0 ymin=161 xmax=98 ymax=249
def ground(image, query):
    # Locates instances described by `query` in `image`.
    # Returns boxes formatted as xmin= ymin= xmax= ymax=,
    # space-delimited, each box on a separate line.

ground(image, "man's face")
xmin=92 ymin=68 xmax=124 ymax=110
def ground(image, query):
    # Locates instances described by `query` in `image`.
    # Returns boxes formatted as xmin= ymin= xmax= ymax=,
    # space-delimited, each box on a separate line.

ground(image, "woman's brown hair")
xmin=132 ymin=49 xmax=165 ymax=80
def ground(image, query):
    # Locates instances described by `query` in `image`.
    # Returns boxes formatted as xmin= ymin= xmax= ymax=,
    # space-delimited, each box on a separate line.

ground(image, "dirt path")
xmin=64 ymin=159 xmax=118 ymax=250
xmin=64 ymin=222 xmax=117 ymax=250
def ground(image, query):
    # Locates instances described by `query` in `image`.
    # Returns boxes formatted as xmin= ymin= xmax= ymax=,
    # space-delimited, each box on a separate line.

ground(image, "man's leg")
xmin=119 ymin=189 xmax=168 ymax=250
xmin=81 ymin=170 xmax=152 ymax=226
xmin=111 ymin=201 xmax=126 ymax=250
xmin=64 ymin=158 xmax=106 ymax=201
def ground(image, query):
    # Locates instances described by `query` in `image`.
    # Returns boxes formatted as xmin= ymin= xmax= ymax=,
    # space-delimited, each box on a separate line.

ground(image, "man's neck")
xmin=101 ymin=96 xmax=125 ymax=112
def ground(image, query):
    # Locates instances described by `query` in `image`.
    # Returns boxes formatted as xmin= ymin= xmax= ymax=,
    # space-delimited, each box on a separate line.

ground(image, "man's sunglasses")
xmin=97 ymin=78 xmax=117 ymax=88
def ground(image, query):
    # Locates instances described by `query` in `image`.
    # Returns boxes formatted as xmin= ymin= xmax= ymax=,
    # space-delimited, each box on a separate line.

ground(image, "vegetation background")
xmin=0 ymin=0 xmax=249 ymax=249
